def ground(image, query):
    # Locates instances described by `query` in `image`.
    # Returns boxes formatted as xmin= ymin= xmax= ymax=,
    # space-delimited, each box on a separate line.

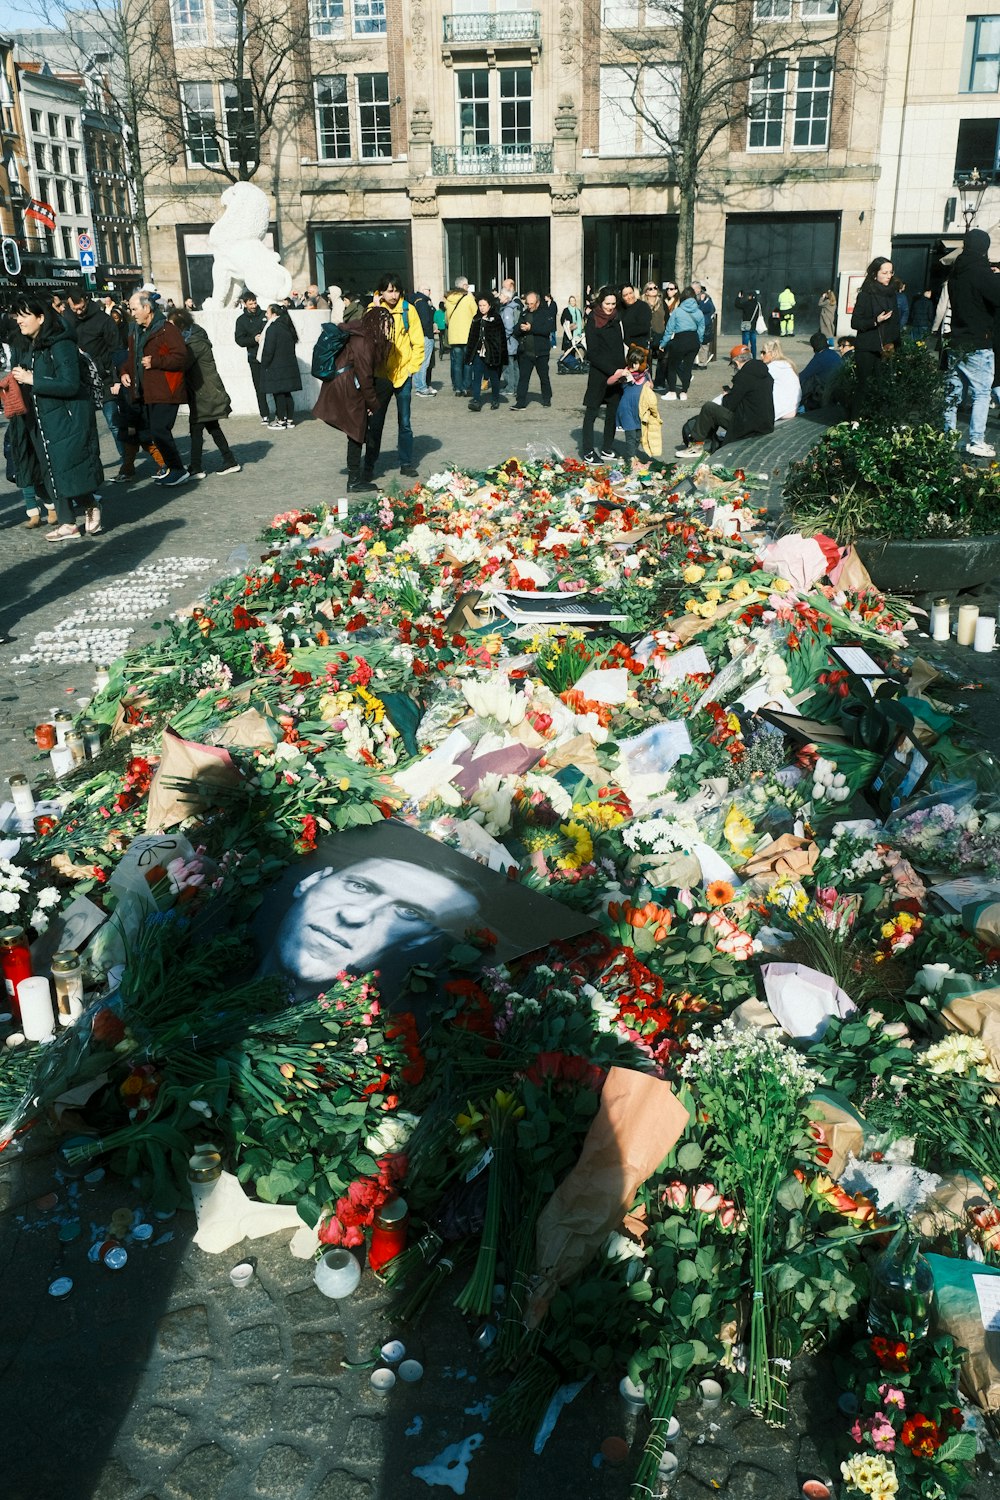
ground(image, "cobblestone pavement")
xmin=3 ymin=339 xmax=1000 ymax=1500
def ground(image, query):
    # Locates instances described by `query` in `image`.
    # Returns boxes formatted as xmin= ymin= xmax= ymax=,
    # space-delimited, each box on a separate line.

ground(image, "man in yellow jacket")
xmin=442 ymin=275 xmax=477 ymax=397
xmin=777 ymin=284 xmax=796 ymax=337
xmin=365 ymin=273 xmax=425 ymax=479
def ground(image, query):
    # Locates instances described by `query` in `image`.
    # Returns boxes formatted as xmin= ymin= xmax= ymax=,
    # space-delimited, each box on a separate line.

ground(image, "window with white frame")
xmin=72 ymin=181 xmax=84 ymax=213
xmin=181 ymin=81 xmax=221 ymax=165
xmin=172 ymin=0 xmax=208 ymax=45
xmin=353 ymin=0 xmax=386 ymax=36
xmin=599 ymin=63 xmax=678 ymax=155
xmin=357 ymin=73 xmax=391 ymax=157
xmin=223 ymin=80 xmax=257 ymax=166
xmin=963 ymin=16 xmax=1000 ymax=93
xmin=602 ymin=0 xmax=638 ymax=24
xmin=800 ymin=0 xmax=837 ymax=16
xmin=457 ymin=69 xmax=490 ymax=148
xmin=793 ymin=57 xmax=832 ymax=146
xmin=601 ymin=0 xmax=680 ymax=23
xmin=68 ymin=146 xmax=80 ymax=174
xmin=754 ymin=0 xmax=791 ymax=19
xmin=311 ymin=0 xmax=345 ymax=37
xmin=315 ymin=74 xmax=351 ymax=158
xmin=65 ymin=116 xmax=76 ymax=137
xmin=48 ymin=113 xmax=60 ymax=136
xmin=214 ymin=0 xmax=239 ymax=42
xmin=747 ymin=59 xmax=786 ymax=149
xmin=499 ymin=67 xmax=532 ymax=148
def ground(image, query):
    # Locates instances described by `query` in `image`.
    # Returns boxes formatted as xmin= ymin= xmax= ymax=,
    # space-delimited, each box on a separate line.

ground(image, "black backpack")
xmin=311 ymin=323 xmax=351 ymax=380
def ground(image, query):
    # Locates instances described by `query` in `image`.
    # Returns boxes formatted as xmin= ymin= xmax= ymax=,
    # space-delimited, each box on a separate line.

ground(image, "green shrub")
xmin=783 ymin=421 xmax=1000 ymax=539
xmin=829 ymin=338 xmax=946 ymax=428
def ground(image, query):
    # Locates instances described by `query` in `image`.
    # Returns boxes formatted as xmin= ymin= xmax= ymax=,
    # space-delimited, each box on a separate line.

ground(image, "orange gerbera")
xmin=706 ymin=879 xmax=735 ymax=907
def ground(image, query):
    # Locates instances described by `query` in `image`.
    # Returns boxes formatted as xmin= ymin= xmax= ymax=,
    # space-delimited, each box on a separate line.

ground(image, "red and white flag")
xmin=25 ymin=198 xmax=57 ymax=230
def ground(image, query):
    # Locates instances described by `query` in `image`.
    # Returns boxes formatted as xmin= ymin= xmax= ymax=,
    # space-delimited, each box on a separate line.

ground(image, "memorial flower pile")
xmin=3 ymin=453 xmax=998 ymax=1494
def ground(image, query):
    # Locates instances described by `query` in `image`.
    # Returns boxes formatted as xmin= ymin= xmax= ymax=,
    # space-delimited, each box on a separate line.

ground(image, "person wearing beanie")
xmin=674 ymin=344 xmax=774 ymax=457
xmin=943 ymin=226 xmax=1000 ymax=458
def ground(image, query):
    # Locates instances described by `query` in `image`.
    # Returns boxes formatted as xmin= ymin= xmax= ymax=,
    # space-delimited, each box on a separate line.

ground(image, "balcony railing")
xmin=442 ymin=11 xmax=540 ymax=42
xmin=432 ymin=141 xmax=552 ymax=175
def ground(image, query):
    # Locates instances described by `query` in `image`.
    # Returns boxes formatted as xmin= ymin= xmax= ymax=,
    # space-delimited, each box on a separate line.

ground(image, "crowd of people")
xmin=0 ymin=236 xmax=994 ymax=531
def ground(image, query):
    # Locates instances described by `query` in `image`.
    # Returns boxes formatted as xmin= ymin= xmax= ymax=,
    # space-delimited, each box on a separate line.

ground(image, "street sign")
xmin=77 ymin=232 xmax=93 ymax=252
xmin=79 ymin=249 xmax=96 ymax=269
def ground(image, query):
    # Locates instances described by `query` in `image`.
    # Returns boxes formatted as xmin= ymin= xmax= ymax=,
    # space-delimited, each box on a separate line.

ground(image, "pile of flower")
xmin=2 ymin=453 xmax=998 ymax=1496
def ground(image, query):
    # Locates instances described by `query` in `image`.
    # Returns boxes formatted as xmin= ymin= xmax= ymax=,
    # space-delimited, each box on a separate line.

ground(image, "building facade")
xmin=138 ymin=0 xmax=897 ymax=333
xmin=16 ymin=63 xmax=96 ymax=287
xmin=82 ymin=86 xmax=143 ymax=291
xmin=1 ymin=36 xmax=32 ymax=280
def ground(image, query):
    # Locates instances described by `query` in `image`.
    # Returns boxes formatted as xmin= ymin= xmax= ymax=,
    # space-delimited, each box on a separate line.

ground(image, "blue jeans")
xmin=945 ymin=346 xmax=995 ymax=446
xmin=468 ymin=356 xmax=502 ymax=404
xmin=449 ymin=346 xmax=468 ymax=395
xmin=742 ymin=327 xmax=757 ymax=358
xmin=413 ymin=338 xmax=434 ymax=392
xmin=103 ymin=397 xmax=125 ymax=459
xmin=366 ymin=375 xmax=413 ymax=467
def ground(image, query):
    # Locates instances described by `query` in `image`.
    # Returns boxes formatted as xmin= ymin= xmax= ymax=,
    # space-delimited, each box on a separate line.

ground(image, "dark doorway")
xmin=721 ymin=212 xmax=841 ymax=336
xmin=583 ymin=216 xmax=678 ymax=297
xmin=312 ymin=221 xmax=413 ymax=299
xmin=890 ymin=235 xmax=962 ymax=299
xmin=444 ymin=218 xmax=550 ymax=297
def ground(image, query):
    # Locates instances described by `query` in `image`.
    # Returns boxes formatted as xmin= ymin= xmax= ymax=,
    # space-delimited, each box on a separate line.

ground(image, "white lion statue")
xmin=203 ymin=182 xmax=292 ymax=309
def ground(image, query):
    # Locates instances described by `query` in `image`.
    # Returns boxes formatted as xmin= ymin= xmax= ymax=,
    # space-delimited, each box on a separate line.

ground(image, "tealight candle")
xmin=17 ymin=976 xmax=56 ymax=1041
xmin=956 ymin=604 xmax=980 ymax=646
xmin=698 ymin=1377 xmax=723 ymax=1410
xmin=974 ymin=616 xmax=996 ymax=653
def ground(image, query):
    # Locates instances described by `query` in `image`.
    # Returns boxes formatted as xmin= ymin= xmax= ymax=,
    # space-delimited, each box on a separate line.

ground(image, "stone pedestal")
xmin=196 ymin=308 xmax=331 ymax=416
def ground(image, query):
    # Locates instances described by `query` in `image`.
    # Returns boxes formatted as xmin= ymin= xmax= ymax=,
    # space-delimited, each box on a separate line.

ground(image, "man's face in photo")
xmin=621 ymin=285 xmax=637 ymax=305
xmin=272 ymin=857 xmax=479 ymax=988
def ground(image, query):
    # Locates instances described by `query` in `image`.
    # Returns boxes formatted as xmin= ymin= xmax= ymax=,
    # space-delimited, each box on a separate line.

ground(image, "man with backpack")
xmin=411 ymin=286 xmax=437 ymax=396
xmin=234 ymin=292 xmax=270 ymax=423
xmin=443 ymin=276 xmax=477 ymax=397
xmin=67 ymin=292 xmax=125 ymax=462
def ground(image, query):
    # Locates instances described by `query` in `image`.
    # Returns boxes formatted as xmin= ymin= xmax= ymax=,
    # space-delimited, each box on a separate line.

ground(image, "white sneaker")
xmin=679 ymin=392 xmax=689 ymax=401
xmin=220 ymin=463 xmax=242 ymax=475
xmin=190 ymin=471 xmax=207 ymax=480
xmin=966 ymin=440 xmax=996 ymax=458
xmin=600 ymin=449 xmax=616 ymax=460
xmin=663 ymin=391 xmax=678 ymax=401
xmin=674 ymin=444 xmax=705 ymax=459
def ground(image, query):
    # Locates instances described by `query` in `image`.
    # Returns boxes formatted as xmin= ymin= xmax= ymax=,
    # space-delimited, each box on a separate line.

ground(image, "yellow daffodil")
xmin=492 ymin=1089 xmax=525 ymax=1119
xmin=456 ymin=1102 xmax=485 ymax=1135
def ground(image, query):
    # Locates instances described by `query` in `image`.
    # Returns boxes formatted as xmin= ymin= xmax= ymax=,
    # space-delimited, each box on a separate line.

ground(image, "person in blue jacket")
xmin=659 ymin=286 xmax=705 ymax=401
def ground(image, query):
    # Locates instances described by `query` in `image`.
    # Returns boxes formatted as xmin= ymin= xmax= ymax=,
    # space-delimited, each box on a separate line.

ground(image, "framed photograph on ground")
xmin=491 ymin=590 xmax=629 ymax=625
xmin=254 ymin=820 xmax=593 ymax=1006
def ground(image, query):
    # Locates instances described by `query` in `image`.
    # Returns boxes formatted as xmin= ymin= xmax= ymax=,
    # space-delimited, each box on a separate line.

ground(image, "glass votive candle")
xmin=229 ymin=1261 xmax=254 ymax=1289
xmin=929 ymin=598 xmax=950 ymax=642
xmin=8 ymin=775 xmax=35 ymax=819
xmin=698 ymin=1377 xmax=723 ymax=1411
xmin=17 ymin=975 xmax=56 ymax=1041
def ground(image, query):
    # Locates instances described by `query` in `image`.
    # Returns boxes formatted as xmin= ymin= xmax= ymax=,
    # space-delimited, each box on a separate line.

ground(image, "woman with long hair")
xmin=313 ymin=304 xmax=394 ymax=492
xmin=758 ymin=336 xmax=801 ymax=421
xmin=653 ymin=279 xmax=680 ymax=388
xmin=464 ymin=294 xmax=508 ymax=410
xmin=580 ymin=286 xmax=627 ymax=462
xmin=7 ymin=295 xmax=104 ymax=540
xmin=850 ymin=256 xmax=900 ymax=404
xmin=659 ymin=284 xmax=705 ymax=400
xmin=259 ymin=303 xmax=301 ymax=429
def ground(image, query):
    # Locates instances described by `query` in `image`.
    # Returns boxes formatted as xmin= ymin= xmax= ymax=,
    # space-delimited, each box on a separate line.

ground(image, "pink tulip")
xmin=693 ymin=1183 xmax=721 ymax=1213
xmin=717 ymin=1198 xmax=737 ymax=1229
xmin=662 ymin=1181 xmax=689 ymax=1209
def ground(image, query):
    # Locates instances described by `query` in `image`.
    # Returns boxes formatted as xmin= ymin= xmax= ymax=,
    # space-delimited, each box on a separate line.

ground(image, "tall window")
xmin=311 ymin=0 xmax=345 ymax=36
xmin=357 ymin=73 xmax=391 ymax=157
xmin=65 ymin=116 xmax=76 ymax=137
xmin=173 ymin=0 xmax=208 ymax=44
xmin=34 ymin=142 xmax=45 ymax=169
xmin=181 ymin=82 xmax=221 ymax=165
xmin=754 ymin=0 xmax=792 ymax=18
xmin=499 ymin=67 xmax=531 ymax=147
xmin=599 ymin=64 xmax=678 ymax=155
xmin=61 ymin=226 xmax=73 ymax=257
xmin=747 ymin=59 xmax=786 ymax=149
xmin=794 ymin=57 xmax=832 ymax=147
xmin=72 ymin=181 xmax=84 ymax=213
xmin=68 ymin=147 xmax=80 ymax=174
xmin=800 ymin=0 xmax=836 ymax=15
xmin=639 ymin=65 xmax=679 ymax=153
xmin=30 ymin=109 xmax=42 ymax=132
xmin=48 ymin=113 xmax=60 ymax=136
xmin=963 ymin=16 xmax=1000 ymax=93
xmin=56 ymin=179 xmax=67 ymax=213
xmin=315 ymin=74 xmax=351 ymax=158
xmin=51 ymin=145 xmax=62 ymax=173
xmin=458 ymin=69 xmax=490 ymax=147
xmin=223 ymin=80 xmax=258 ymax=166
xmin=214 ymin=0 xmax=239 ymax=41
xmin=353 ymin=0 xmax=386 ymax=36
xmin=37 ymin=175 xmax=51 ymax=206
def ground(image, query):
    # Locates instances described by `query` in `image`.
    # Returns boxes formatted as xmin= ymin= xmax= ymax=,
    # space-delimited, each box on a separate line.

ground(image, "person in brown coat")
xmin=312 ymin=305 xmax=395 ymax=492
xmin=122 ymin=290 xmax=191 ymax=486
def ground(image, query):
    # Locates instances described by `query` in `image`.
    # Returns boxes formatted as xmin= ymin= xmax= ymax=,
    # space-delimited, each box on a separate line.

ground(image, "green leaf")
xmin=677 ymin=1141 xmax=703 ymax=1171
xmin=776 ymin=1174 xmax=806 ymax=1211
xmin=675 ymin=1259 xmax=698 ymax=1284
xmin=670 ymin=1342 xmax=697 ymax=1373
xmin=936 ymin=1432 xmax=976 ymax=1464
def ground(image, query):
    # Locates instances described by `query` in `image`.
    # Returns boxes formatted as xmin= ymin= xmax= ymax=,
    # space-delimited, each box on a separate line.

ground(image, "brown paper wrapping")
xmin=541 ymin=733 xmax=606 ymax=784
xmin=528 ymin=1067 xmax=689 ymax=1325
xmin=671 ymin=596 xmax=746 ymax=644
xmin=738 ymin=832 xmax=818 ymax=882
xmin=144 ymin=728 xmax=242 ymax=832
xmin=832 ymin=545 xmax=874 ymax=593
xmin=941 ymin=988 xmax=1000 ymax=1083
xmin=914 ymin=1173 xmax=997 ymax=1241
xmin=205 ymin=707 xmax=278 ymax=750
xmin=806 ymin=1096 xmax=864 ymax=1181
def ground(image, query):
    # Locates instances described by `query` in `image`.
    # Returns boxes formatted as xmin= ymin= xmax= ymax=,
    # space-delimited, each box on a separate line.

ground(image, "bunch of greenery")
xmin=829 ymin=338 xmax=946 ymax=429
xmin=784 ymin=422 xmax=1000 ymax=539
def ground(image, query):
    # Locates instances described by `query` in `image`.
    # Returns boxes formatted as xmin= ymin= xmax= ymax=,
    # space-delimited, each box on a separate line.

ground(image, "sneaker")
xmin=160 ymin=468 xmax=191 ymax=487
xmin=582 ymin=450 xmax=602 ymax=463
xmin=219 ymin=463 xmax=242 ymax=475
xmin=109 ymin=469 xmax=135 ymax=483
xmin=346 ymin=478 xmax=377 ymax=493
xmin=674 ymin=444 xmax=705 ymax=459
xmin=190 ymin=471 xmax=207 ymax=481
xmin=468 ymin=401 xmax=482 ymax=412
xmin=512 ymin=403 xmax=527 ymax=411
xmin=153 ymin=467 xmax=169 ymax=479
xmin=45 ymin=524 xmax=83 ymax=542
xmin=542 ymin=400 xmax=551 ymax=408
xmin=260 ymin=416 xmax=271 ymax=425
xmin=413 ymin=387 xmax=433 ymax=397
xmin=663 ymin=391 xmax=678 ymax=401
xmin=600 ymin=449 xmax=616 ymax=460
xmin=284 ymin=419 xmax=294 ymax=429
xmin=490 ymin=401 xmax=500 ymax=410
xmin=679 ymin=392 xmax=689 ymax=401
xmin=84 ymin=506 xmax=103 ymax=535
xmin=966 ymin=440 xmax=996 ymax=458
xmin=268 ymin=419 xmax=285 ymax=430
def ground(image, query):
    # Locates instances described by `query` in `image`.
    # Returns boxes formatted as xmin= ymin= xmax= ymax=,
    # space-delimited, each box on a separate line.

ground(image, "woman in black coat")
xmin=8 ymin=296 xmax=104 ymax=540
xmin=463 ymin=295 xmax=509 ymax=411
xmin=259 ymin=305 xmax=302 ymax=430
xmin=850 ymin=256 xmax=900 ymax=408
xmin=580 ymin=287 xmax=627 ymax=462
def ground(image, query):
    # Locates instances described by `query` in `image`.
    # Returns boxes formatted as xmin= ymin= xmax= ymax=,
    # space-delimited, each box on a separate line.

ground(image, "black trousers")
xmin=666 ymin=330 xmax=700 ymax=393
xmin=144 ymin=402 xmax=184 ymax=472
xmin=190 ymin=420 xmax=236 ymax=473
xmin=516 ymin=352 xmax=552 ymax=405
xmin=248 ymin=357 xmax=269 ymax=418
xmin=347 ymin=375 xmax=394 ymax=480
xmin=693 ymin=400 xmax=731 ymax=445
xmin=581 ymin=390 xmax=622 ymax=454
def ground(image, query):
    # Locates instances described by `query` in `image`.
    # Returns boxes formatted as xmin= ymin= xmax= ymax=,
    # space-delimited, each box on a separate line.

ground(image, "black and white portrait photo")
xmin=255 ymin=821 xmax=592 ymax=1006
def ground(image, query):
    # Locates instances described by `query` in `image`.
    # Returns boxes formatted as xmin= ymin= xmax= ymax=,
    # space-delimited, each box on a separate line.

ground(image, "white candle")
xmin=698 ymin=1377 xmax=723 ymax=1410
xmin=49 ymin=745 xmax=74 ymax=779
xmin=974 ymin=616 xmax=996 ymax=653
xmin=17 ymin=976 xmax=56 ymax=1040
xmin=956 ymin=604 xmax=980 ymax=646
xmin=8 ymin=776 xmax=35 ymax=818
xmin=337 ymin=498 xmax=349 ymax=520
xmin=929 ymin=600 xmax=950 ymax=642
